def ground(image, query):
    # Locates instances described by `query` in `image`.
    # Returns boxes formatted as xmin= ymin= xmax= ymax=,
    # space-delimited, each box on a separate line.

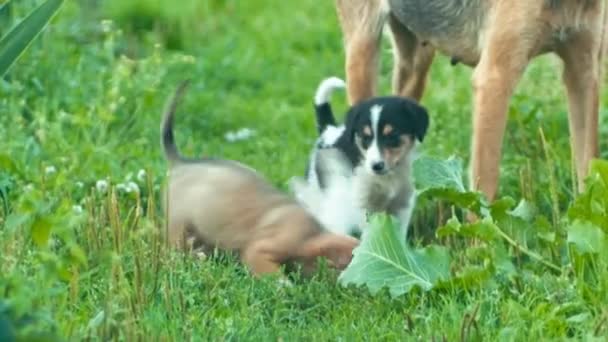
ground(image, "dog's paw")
xmin=276 ymin=277 xmax=294 ymax=288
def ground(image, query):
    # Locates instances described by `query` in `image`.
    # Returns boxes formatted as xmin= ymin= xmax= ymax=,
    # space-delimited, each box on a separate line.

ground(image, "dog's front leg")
xmin=470 ymin=18 xmax=534 ymax=202
xmin=397 ymin=206 xmax=413 ymax=240
xmin=558 ymin=31 xmax=602 ymax=192
xmin=241 ymin=242 xmax=282 ymax=276
xmin=335 ymin=0 xmax=387 ymax=104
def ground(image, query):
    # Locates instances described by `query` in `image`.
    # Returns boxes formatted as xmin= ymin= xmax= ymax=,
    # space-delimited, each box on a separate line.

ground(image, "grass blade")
xmin=0 ymin=0 xmax=64 ymax=77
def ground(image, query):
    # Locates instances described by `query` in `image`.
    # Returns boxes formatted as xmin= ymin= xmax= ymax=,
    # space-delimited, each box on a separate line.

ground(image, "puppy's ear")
xmin=343 ymin=106 xmax=362 ymax=143
xmin=299 ymin=233 xmax=359 ymax=270
xmin=405 ymin=100 xmax=430 ymax=142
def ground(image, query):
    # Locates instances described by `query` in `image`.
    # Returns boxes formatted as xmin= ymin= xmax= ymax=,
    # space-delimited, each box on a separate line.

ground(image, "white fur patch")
xmin=319 ymin=125 xmax=345 ymax=147
xmin=314 ymin=77 xmax=346 ymax=105
xmin=292 ymin=149 xmax=365 ymax=237
xmin=306 ymin=125 xmax=346 ymax=187
xmin=365 ymin=105 xmax=383 ymax=172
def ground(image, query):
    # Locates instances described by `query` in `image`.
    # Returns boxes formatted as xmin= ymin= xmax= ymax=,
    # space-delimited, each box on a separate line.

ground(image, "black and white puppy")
xmin=292 ymin=77 xmax=429 ymax=239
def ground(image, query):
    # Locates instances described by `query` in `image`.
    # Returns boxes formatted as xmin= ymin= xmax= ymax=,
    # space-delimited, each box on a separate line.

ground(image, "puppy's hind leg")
xmin=387 ymin=14 xmax=435 ymax=101
xmin=335 ymin=0 xmax=387 ymax=104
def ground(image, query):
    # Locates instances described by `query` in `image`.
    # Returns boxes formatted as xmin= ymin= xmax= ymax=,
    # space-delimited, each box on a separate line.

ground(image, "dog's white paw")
xmin=276 ymin=277 xmax=294 ymax=288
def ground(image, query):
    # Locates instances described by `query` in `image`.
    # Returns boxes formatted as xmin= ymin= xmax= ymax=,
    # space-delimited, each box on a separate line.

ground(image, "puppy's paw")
xmin=276 ymin=277 xmax=294 ymax=288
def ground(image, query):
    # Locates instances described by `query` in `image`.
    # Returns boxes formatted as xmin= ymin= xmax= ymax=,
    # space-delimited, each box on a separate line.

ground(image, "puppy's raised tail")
xmin=161 ymin=80 xmax=191 ymax=164
xmin=313 ymin=77 xmax=345 ymax=134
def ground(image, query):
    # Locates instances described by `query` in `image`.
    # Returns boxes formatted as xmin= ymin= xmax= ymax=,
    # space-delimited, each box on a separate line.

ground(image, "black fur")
xmin=314 ymin=102 xmax=337 ymax=134
xmin=330 ymin=96 xmax=430 ymax=169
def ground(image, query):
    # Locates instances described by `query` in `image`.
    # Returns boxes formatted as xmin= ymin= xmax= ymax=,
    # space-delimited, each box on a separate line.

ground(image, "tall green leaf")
xmin=0 ymin=0 xmax=64 ymax=77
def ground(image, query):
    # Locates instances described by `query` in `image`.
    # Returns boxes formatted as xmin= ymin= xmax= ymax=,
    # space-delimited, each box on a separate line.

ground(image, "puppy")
xmin=161 ymin=81 xmax=359 ymax=278
xmin=292 ymin=77 xmax=429 ymax=238
xmin=335 ymin=0 xmax=606 ymax=202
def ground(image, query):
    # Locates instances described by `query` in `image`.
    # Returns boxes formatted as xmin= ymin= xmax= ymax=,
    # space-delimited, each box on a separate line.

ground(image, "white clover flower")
xmin=109 ymin=102 xmax=118 ymax=113
xmin=137 ymin=169 xmax=146 ymax=182
xmin=101 ymin=19 xmax=113 ymax=33
xmin=72 ymin=205 xmax=83 ymax=215
xmin=96 ymin=179 xmax=109 ymax=194
xmin=44 ymin=165 xmax=57 ymax=175
xmin=116 ymin=183 xmax=127 ymax=193
xmin=180 ymin=55 xmax=196 ymax=64
xmin=125 ymin=181 xmax=139 ymax=194
xmin=49 ymin=238 xmax=61 ymax=249
xmin=224 ymin=128 xmax=256 ymax=142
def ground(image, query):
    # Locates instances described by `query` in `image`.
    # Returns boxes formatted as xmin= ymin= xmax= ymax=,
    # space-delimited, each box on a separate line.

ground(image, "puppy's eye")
xmin=384 ymin=134 xmax=401 ymax=148
xmin=360 ymin=134 xmax=372 ymax=149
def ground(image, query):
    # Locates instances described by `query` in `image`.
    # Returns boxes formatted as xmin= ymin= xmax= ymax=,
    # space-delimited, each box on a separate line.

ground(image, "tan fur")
xmin=382 ymin=124 xmax=394 ymax=135
xmin=162 ymin=82 xmax=359 ymax=277
xmin=335 ymin=0 xmax=606 ymax=201
xmin=382 ymin=135 xmax=414 ymax=169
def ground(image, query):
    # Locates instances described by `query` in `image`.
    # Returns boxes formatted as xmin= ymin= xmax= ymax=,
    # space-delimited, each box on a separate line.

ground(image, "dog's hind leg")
xmin=557 ymin=29 xmax=602 ymax=193
xmin=387 ymin=14 xmax=435 ymax=101
xmin=335 ymin=0 xmax=387 ymax=104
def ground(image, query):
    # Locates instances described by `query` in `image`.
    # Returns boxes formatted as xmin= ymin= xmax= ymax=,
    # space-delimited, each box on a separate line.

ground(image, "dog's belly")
xmin=387 ymin=0 xmax=600 ymax=66
xmin=389 ymin=0 xmax=485 ymax=65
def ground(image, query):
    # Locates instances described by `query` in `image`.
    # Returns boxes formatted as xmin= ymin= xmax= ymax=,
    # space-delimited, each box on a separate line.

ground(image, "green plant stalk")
xmin=539 ymin=127 xmax=561 ymax=226
xmin=491 ymin=222 xmax=562 ymax=273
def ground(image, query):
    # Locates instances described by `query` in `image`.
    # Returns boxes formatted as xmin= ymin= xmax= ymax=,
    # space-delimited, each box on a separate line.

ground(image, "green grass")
xmin=1 ymin=0 xmax=608 ymax=340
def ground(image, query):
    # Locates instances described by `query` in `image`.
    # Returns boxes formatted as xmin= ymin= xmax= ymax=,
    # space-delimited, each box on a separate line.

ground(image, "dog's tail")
xmin=161 ymin=80 xmax=191 ymax=164
xmin=313 ymin=77 xmax=345 ymax=134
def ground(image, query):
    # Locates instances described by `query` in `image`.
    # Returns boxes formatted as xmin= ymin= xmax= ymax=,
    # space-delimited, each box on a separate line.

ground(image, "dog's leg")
xmin=387 ymin=14 xmax=435 ymax=101
xmin=558 ymin=31 xmax=602 ymax=192
xmin=241 ymin=242 xmax=282 ymax=276
xmin=397 ymin=207 xmax=413 ymax=239
xmin=335 ymin=0 xmax=386 ymax=104
xmin=470 ymin=12 xmax=535 ymax=202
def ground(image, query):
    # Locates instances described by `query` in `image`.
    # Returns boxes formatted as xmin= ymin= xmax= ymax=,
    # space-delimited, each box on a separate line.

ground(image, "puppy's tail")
xmin=161 ymin=80 xmax=191 ymax=164
xmin=313 ymin=77 xmax=345 ymax=134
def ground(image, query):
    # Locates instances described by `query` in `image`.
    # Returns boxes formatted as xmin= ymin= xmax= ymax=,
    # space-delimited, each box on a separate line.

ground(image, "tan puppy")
xmin=335 ymin=0 xmax=607 ymax=202
xmin=161 ymin=81 xmax=359 ymax=277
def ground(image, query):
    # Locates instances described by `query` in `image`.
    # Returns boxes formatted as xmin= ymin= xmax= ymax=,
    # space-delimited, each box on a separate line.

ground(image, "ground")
xmin=1 ymin=0 xmax=608 ymax=340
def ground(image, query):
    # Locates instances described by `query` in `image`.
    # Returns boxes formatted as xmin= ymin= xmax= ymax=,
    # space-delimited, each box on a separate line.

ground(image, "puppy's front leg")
xmin=470 ymin=14 xmax=534 ymax=202
xmin=241 ymin=242 xmax=282 ymax=276
xmin=397 ymin=207 xmax=413 ymax=239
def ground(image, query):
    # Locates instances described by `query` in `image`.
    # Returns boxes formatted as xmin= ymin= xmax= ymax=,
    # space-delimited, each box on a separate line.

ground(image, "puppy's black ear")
xmin=405 ymin=100 xmax=429 ymax=142
xmin=343 ymin=106 xmax=361 ymax=143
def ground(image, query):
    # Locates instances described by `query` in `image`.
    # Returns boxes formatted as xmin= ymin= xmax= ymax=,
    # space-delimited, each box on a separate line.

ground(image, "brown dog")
xmin=161 ymin=81 xmax=359 ymax=277
xmin=335 ymin=0 xmax=606 ymax=202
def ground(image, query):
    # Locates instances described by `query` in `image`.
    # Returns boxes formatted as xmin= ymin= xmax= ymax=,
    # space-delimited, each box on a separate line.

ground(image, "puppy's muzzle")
xmin=371 ymin=161 xmax=387 ymax=175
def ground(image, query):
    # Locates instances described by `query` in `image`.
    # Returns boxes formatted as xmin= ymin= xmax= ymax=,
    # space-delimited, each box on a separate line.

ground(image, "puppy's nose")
xmin=371 ymin=161 xmax=385 ymax=173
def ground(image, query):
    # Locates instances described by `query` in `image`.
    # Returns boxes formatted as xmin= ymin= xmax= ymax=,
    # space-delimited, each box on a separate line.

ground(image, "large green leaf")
xmin=568 ymin=159 xmax=608 ymax=230
xmin=30 ymin=216 xmax=51 ymax=247
xmin=567 ymin=220 xmax=607 ymax=255
xmin=0 ymin=0 xmax=64 ymax=77
xmin=413 ymin=155 xmax=467 ymax=193
xmin=413 ymin=155 xmax=488 ymax=215
xmin=339 ymin=214 xmax=450 ymax=297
